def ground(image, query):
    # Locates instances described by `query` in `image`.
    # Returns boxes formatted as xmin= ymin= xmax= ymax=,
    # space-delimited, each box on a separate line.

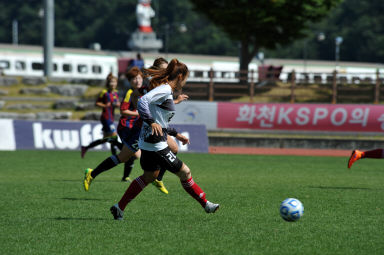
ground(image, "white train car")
xmin=1 ymin=43 xmax=384 ymax=84
xmin=142 ymin=53 xmax=384 ymax=84
xmin=141 ymin=53 xmax=259 ymax=83
xmin=262 ymin=58 xmax=384 ymax=84
xmin=0 ymin=44 xmax=118 ymax=79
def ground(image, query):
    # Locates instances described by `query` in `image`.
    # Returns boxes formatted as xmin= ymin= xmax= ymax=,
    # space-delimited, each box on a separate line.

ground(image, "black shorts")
xmin=117 ymin=125 xmax=140 ymax=152
xmin=140 ymin=147 xmax=183 ymax=173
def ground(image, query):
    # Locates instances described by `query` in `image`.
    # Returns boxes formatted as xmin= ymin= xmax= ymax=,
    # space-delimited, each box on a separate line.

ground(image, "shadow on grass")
xmin=53 ymin=217 xmax=108 ymax=221
xmin=309 ymin=186 xmax=371 ymax=190
xmin=61 ymin=197 xmax=108 ymax=201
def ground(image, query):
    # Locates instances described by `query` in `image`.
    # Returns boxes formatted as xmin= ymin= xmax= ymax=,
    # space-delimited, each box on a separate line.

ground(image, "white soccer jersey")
xmin=137 ymin=84 xmax=175 ymax=151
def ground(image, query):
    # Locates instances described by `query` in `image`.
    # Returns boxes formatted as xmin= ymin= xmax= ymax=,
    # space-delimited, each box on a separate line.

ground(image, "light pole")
xmin=335 ymin=36 xmax=343 ymax=71
xmin=12 ymin=19 xmax=18 ymax=45
xmin=43 ymin=0 xmax=54 ymax=78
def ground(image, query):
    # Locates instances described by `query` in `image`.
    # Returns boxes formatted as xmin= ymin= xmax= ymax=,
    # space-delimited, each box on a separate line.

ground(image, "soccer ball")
xmin=279 ymin=198 xmax=304 ymax=222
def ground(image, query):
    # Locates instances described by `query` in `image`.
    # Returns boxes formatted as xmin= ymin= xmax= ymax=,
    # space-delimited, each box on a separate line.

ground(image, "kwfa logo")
xmin=33 ymin=123 xmax=106 ymax=150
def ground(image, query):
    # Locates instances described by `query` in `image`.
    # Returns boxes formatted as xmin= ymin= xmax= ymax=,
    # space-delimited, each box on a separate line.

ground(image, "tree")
xmin=190 ymin=0 xmax=341 ymax=77
xmin=0 ymin=0 xmax=138 ymax=50
xmin=270 ymin=0 xmax=384 ymax=63
xmin=321 ymin=0 xmax=384 ymax=62
xmin=152 ymin=0 xmax=238 ymax=56
xmin=0 ymin=0 xmax=238 ymax=54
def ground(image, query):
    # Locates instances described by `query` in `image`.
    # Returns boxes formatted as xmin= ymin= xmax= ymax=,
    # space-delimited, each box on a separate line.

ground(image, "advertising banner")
xmin=171 ymin=101 xmax=218 ymax=130
xmin=0 ymin=119 xmax=16 ymax=150
xmin=218 ymin=103 xmax=384 ymax=133
xmin=1 ymin=119 xmax=208 ymax=152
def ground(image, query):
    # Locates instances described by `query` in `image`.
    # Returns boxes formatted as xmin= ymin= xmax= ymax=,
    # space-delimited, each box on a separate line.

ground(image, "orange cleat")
xmin=348 ymin=150 xmax=363 ymax=169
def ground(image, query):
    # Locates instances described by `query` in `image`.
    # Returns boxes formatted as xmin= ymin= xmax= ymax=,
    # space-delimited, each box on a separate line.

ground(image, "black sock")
xmin=85 ymin=138 xmax=106 ymax=149
xmin=157 ymin=167 xmax=166 ymax=181
xmin=122 ymin=156 xmax=136 ymax=179
xmin=91 ymin=155 xmax=121 ymax=178
xmin=110 ymin=145 xmax=117 ymax=155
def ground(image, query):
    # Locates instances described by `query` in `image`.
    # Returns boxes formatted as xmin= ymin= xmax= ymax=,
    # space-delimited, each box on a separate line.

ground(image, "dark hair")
xmin=151 ymin=57 xmax=168 ymax=70
xmin=144 ymin=58 xmax=189 ymax=90
xmin=126 ymin=66 xmax=143 ymax=81
xmin=105 ymin=73 xmax=117 ymax=88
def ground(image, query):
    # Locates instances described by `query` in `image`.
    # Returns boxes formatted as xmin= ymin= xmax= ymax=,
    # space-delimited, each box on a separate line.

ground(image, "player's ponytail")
xmin=144 ymin=58 xmax=188 ymax=90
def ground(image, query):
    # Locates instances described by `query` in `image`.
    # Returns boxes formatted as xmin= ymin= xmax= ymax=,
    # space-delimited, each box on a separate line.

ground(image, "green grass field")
xmin=1 ymin=150 xmax=384 ymax=254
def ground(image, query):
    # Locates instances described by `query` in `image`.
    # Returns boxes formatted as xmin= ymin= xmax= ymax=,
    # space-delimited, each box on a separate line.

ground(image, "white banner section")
xmin=0 ymin=119 xmax=16 ymax=150
xmin=171 ymin=101 xmax=218 ymax=130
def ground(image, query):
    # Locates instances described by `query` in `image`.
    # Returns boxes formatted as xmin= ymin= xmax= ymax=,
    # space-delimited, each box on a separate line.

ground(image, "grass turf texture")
xmin=1 ymin=150 xmax=383 ymax=254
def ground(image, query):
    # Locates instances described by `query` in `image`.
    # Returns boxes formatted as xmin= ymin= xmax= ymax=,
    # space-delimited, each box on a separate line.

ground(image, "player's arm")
xmin=174 ymin=94 xmax=189 ymax=104
xmin=95 ymin=91 xmax=111 ymax=108
xmin=96 ymin=101 xmax=111 ymax=108
xmin=138 ymin=92 xmax=160 ymax=135
xmin=120 ymin=90 xmax=138 ymax=116
xmin=167 ymin=127 xmax=189 ymax=145
xmin=138 ymin=87 xmax=169 ymax=136
xmin=120 ymin=108 xmax=139 ymax=117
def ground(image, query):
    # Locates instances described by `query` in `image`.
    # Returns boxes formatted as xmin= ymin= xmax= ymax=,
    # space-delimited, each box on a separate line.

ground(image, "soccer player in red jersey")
xmin=81 ymin=73 xmax=121 ymax=158
xmin=110 ymin=59 xmax=219 ymax=220
xmin=348 ymin=149 xmax=384 ymax=168
xmin=117 ymin=67 xmax=146 ymax=183
xmin=84 ymin=67 xmax=145 ymax=191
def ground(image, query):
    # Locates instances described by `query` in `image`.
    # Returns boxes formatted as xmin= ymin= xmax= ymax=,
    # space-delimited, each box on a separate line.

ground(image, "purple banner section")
xmin=13 ymin=120 xmax=208 ymax=153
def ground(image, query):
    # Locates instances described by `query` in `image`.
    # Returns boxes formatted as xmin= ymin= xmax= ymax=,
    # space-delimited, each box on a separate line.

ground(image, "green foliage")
xmin=0 ymin=0 xmax=237 ymax=55
xmin=2 ymin=0 xmax=384 ymax=63
xmin=1 ymin=150 xmax=384 ymax=254
xmin=321 ymin=0 xmax=384 ymax=62
xmin=267 ymin=0 xmax=384 ymax=63
xmin=54 ymin=0 xmax=137 ymax=49
xmin=190 ymin=0 xmax=341 ymax=69
xmin=0 ymin=0 xmax=41 ymax=44
xmin=0 ymin=0 xmax=138 ymax=49
xmin=190 ymin=0 xmax=336 ymax=47
xmin=150 ymin=0 xmax=238 ymax=55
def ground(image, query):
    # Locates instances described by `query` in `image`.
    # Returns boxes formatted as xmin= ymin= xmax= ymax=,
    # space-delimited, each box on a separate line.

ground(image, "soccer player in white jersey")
xmin=110 ymin=59 xmax=219 ymax=220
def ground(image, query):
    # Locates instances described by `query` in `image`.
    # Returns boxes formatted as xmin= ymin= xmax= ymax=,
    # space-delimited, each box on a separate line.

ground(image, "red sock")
xmin=118 ymin=176 xmax=148 ymax=211
xmin=181 ymin=177 xmax=207 ymax=207
xmin=363 ymin=149 xmax=384 ymax=158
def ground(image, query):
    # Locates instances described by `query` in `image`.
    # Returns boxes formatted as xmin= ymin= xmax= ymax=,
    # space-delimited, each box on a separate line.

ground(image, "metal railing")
xmin=183 ymin=68 xmax=384 ymax=104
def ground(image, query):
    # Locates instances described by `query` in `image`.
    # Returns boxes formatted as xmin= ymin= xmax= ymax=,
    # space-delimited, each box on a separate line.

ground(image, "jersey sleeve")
xmin=138 ymin=85 xmax=171 ymax=125
xmin=166 ymin=127 xmax=178 ymax=136
xmin=120 ymin=89 xmax=133 ymax=111
xmin=96 ymin=89 xmax=107 ymax=104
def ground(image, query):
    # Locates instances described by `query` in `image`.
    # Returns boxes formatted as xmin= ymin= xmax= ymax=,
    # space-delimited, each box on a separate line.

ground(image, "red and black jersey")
xmin=119 ymin=89 xmax=142 ymax=129
xmin=96 ymin=89 xmax=119 ymax=122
